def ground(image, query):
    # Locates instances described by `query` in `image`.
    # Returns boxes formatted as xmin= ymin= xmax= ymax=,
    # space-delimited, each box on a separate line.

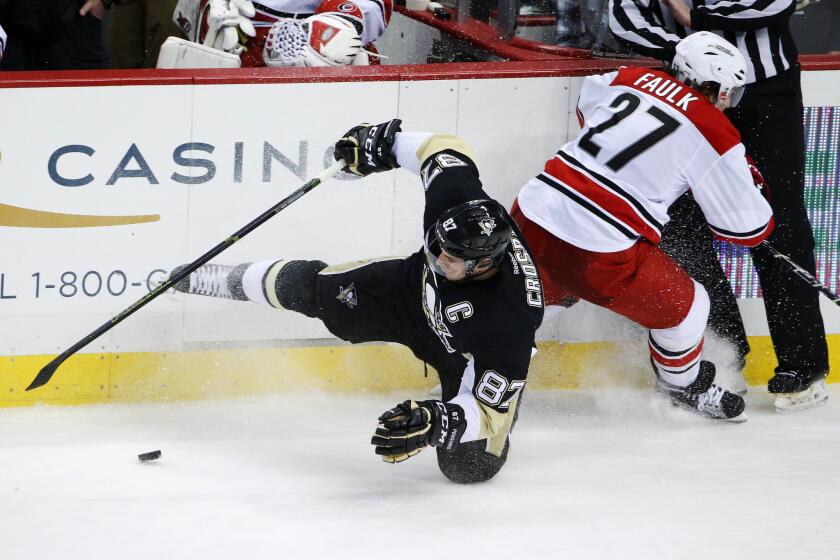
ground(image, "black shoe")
xmin=768 ymin=370 xmax=828 ymax=412
xmin=768 ymin=370 xmax=827 ymax=393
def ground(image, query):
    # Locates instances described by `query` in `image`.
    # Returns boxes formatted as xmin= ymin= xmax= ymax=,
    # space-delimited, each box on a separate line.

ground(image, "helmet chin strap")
xmin=464 ymin=258 xmax=501 ymax=280
xmin=464 ymin=259 xmax=478 ymax=277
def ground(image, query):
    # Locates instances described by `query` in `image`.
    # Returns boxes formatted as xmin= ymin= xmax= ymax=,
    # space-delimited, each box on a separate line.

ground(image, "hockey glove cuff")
xmin=334 ymin=119 xmax=401 ymax=176
xmin=746 ymin=155 xmax=770 ymax=202
xmin=371 ymin=399 xmax=466 ymax=463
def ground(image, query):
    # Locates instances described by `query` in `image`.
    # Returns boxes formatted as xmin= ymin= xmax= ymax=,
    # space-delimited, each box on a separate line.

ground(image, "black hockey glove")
xmin=333 ymin=119 xmax=402 ymax=177
xmin=371 ymin=399 xmax=466 ymax=463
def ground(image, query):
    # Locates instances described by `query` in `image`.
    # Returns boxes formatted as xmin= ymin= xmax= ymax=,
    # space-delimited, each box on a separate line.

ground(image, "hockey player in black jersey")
xmin=168 ymin=119 xmax=545 ymax=483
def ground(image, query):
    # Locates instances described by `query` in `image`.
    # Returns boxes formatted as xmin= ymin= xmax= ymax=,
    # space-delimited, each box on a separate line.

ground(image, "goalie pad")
xmin=156 ymin=36 xmax=242 ymax=68
xmin=263 ymin=13 xmax=364 ymax=67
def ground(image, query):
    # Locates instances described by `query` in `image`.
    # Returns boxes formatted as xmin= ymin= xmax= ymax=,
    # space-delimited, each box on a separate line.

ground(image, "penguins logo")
xmin=478 ymin=217 xmax=496 ymax=237
xmin=336 ymin=284 xmax=358 ymax=309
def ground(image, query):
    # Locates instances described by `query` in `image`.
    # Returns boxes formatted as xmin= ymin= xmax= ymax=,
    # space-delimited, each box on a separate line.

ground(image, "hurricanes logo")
xmin=339 ymin=2 xmax=357 ymax=12
xmin=336 ymin=284 xmax=358 ymax=308
xmin=479 ymin=217 xmax=496 ymax=237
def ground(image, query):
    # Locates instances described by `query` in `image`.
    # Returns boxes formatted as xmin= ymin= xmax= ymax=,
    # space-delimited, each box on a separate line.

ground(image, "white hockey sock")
xmin=650 ymin=335 xmax=704 ymax=387
xmin=241 ymin=260 xmax=287 ymax=307
xmin=649 ymin=280 xmax=709 ymax=388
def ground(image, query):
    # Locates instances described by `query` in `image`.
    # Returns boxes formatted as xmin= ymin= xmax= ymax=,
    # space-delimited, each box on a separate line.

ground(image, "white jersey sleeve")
xmin=688 ymin=144 xmax=774 ymax=246
xmin=392 ymin=131 xmax=433 ymax=175
xmin=351 ymin=0 xmax=390 ymax=44
xmin=576 ymin=71 xmax=617 ymax=125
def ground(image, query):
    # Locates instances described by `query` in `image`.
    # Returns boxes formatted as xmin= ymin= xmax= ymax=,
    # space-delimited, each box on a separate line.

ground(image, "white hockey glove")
xmin=203 ymin=0 xmax=257 ymax=54
xmin=263 ymin=13 xmax=363 ymax=67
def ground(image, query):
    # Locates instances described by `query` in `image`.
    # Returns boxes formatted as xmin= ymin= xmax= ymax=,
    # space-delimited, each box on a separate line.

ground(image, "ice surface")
xmin=2 ymin=388 xmax=839 ymax=560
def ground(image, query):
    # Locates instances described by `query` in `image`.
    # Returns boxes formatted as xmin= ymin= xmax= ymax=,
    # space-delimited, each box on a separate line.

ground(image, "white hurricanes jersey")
xmin=517 ymin=66 xmax=774 ymax=253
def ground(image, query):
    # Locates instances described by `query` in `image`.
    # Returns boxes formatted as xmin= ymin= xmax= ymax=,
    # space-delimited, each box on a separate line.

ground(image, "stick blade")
xmin=26 ymin=360 xmax=62 ymax=391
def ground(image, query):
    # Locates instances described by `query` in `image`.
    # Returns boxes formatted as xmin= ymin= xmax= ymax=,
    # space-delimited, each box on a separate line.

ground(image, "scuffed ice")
xmin=1 ymin=387 xmax=838 ymax=559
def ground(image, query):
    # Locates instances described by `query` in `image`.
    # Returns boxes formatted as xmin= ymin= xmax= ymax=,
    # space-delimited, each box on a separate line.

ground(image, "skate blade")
xmin=723 ymin=411 xmax=748 ymax=423
xmin=774 ymin=380 xmax=828 ymax=412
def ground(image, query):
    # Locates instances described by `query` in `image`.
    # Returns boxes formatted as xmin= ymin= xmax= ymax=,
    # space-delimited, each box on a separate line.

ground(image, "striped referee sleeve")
xmin=692 ymin=0 xmax=796 ymax=32
xmin=609 ymin=0 xmax=681 ymax=59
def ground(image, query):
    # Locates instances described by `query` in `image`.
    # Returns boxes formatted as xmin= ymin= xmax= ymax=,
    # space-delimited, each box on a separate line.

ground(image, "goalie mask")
xmin=670 ymin=32 xmax=747 ymax=109
xmin=424 ymin=199 xmax=512 ymax=279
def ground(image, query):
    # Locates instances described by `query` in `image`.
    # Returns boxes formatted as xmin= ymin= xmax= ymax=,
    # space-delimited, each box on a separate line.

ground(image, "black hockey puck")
xmin=138 ymin=450 xmax=162 ymax=462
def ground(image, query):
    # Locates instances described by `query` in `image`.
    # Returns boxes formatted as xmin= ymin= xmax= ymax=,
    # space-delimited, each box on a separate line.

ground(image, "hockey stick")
xmin=26 ymin=159 xmax=346 ymax=391
xmin=758 ymin=240 xmax=840 ymax=306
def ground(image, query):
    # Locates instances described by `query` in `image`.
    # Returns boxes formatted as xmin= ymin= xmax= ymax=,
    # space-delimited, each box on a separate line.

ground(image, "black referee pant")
xmin=660 ymin=65 xmax=828 ymax=378
xmin=658 ymin=193 xmax=751 ymax=364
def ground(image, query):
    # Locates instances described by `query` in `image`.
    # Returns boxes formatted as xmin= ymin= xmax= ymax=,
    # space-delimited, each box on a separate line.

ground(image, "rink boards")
xmin=0 ymin=61 xmax=838 ymax=405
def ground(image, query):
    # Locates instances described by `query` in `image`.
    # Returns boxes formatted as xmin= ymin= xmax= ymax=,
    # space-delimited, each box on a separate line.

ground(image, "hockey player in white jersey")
xmin=171 ymin=0 xmax=391 ymax=67
xmin=512 ymin=32 xmax=774 ymax=421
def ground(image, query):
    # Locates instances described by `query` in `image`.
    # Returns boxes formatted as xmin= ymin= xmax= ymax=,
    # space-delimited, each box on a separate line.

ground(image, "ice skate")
xmin=768 ymin=370 xmax=828 ymax=412
xmin=169 ymin=263 xmax=249 ymax=301
xmin=658 ymin=361 xmax=747 ymax=422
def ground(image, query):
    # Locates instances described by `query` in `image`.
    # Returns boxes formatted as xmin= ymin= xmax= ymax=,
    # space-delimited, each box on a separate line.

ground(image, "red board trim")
xmin=0 ymin=59 xmax=662 ymax=89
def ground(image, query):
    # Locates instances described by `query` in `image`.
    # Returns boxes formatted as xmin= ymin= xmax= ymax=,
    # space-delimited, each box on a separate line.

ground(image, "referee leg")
xmin=659 ymin=192 xmax=750 ymax=365
xmin=728 ymin=67 xmax=829 ymax=377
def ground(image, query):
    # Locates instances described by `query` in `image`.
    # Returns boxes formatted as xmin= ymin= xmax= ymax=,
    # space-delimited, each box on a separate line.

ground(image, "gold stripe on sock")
xmin=263 ymin=260 xmax=289 ymax=309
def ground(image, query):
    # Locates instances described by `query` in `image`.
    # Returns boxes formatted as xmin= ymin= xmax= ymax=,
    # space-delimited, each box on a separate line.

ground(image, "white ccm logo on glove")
xmin=435 ymin=401 xmax=449 ymax=446
xmin=363 ymin=125 xmax=378 ymax=166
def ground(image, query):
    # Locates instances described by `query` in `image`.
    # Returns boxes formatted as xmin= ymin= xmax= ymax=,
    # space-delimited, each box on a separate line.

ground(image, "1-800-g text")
xmin=0 ymin=269 xmax=167 ymax=300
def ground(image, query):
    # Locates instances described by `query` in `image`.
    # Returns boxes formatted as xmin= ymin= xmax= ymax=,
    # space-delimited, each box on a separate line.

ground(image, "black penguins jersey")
xmin=391 ymin=132 xmax=545 ymax=453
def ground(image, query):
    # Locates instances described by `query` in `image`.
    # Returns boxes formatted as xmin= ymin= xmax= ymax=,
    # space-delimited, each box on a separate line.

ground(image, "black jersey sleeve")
xmin=448 ymin=319 xmax=535 ymax=456
xmin=692 ymin=0 xmax=795 ymax=32
xmin=420 ymin=148 xmax=490 ymax=231
xmin=445 ymin=274 xmax=542 ymax=456
xmin=390 ymin=132 xmax=491 ymax=230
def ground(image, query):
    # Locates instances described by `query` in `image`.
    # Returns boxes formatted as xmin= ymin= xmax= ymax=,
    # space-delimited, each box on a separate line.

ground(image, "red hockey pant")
xmin=511 ymin=203 xmax=710 ymax=387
